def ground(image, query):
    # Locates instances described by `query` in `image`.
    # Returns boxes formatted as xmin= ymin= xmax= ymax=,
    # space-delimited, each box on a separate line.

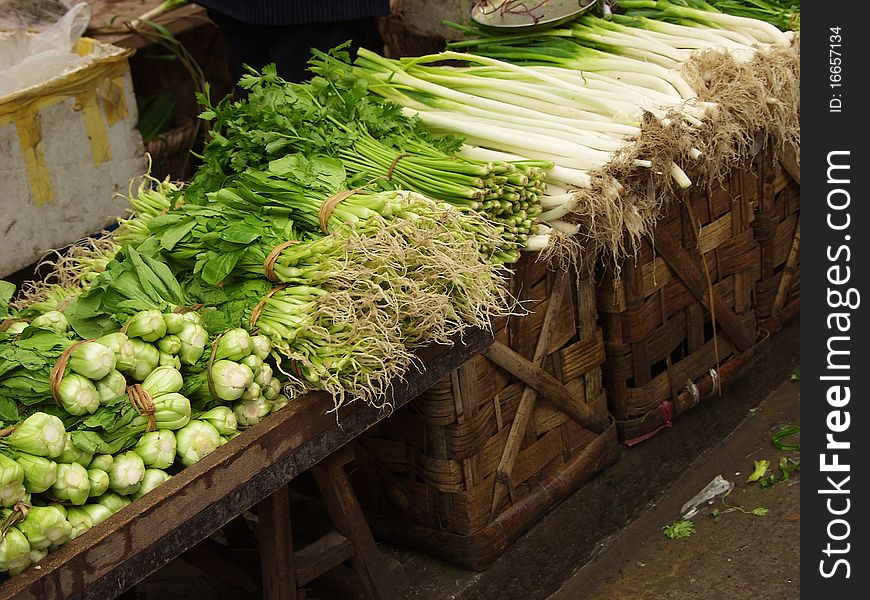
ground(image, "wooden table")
xmin=1 ymin=330 xmax=492 ymax=599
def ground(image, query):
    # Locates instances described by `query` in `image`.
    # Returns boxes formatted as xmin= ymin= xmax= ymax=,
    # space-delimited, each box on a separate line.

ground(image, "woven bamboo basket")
xmin=754 ymin=147 xmax=800 ymax=333
xmin=597 ymin=146 xmax=799 ymax=444
xmin=352 ymin=255 xmax=618 ymax=570
xmin=144 ymin=117 xmax=199 ymax=182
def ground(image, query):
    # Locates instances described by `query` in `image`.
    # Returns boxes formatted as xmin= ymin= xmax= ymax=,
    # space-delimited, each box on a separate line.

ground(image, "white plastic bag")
xmin=0 ymin=2 xmax=91 ymax=97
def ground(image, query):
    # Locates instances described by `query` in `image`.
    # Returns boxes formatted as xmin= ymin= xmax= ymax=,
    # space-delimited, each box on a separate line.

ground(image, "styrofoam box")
xmin=0 ymin=34 xmax=145 ymax=277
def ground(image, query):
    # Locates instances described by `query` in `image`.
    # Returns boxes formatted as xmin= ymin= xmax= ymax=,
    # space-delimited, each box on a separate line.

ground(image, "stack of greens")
xmin=0 ymin=280 xmax=290 ymax=577
xmin=190 ymin=59 xmax=547 ymax=259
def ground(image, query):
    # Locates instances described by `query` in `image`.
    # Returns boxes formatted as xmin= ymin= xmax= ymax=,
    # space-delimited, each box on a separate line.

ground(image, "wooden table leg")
xmin=311 ymin=447 xmax=407 ymax=600
xmin=258 ymin=484 xmax=300 ymax=600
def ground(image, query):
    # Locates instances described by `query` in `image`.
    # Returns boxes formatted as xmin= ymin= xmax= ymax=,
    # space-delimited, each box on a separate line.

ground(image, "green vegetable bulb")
xmin=126 ymin=310 xmax=168 ymax=342
xmin=133 ymin=430 xmax=177 ymax=469
xmin=56 ymin=434 xmax=94 ymax=466
xmin=51 ymin=463 xmax=90 ymax=506
xmin=95 ymin=370 xmax=128 ymax=404
xmin=132 ymin=469 xmax=171 ymax=499
xmin=108 ymin=451 xmax=146 ymax=495
xmin=30 ymin=311 xmax=69 ymax=334
xmin=176 ymin=420 xmax=221 ymax=466
xmin=17 ymin=505 xmax=72 ymax=550
xmin=4 ymin=413 xmax=66 ymax=457
xmin=87 ymin=468 xmax=111 ymax=498
xmin=0 ymin=454 xmax=26 ymax=508
xmin=68 ymin=341 xmax=117 ymax=380
xmin=0 ymin=527 xmax=31 ymax=575
xmin=57 ymin=373 xmax=101 ymax=416
xmin=13 ymin=454 xmax=58 ymax=494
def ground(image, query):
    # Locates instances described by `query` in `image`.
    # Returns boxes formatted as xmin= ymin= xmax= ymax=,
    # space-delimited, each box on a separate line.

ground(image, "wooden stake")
xmin=489 ymin=269 xmax=570 ymax=517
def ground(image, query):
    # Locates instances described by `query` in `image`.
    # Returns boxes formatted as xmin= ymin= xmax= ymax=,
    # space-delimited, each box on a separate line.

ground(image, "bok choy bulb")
xmin=125 ymin=339 xmax=160 ymax=381
xmin=251 ymin=335 xmax=271 ymax=360
xmin=133 ymin=430 xmax=177 ymax=469
xmin=68 ymin=341 xmax=116 ymax=380
xmin=95 ymin=370 xmax=127 ymax=405
xmin=157 ymin=334 xmax=182 ymax=355
xmin=88 ymin=454 xmax=113 ymax=472
xmin=51 ymin=463 xmax=90 ymax=505
xmin=80 ymin=503 xmax=112 ymax=526
xmin=158 ymin=352 xmax=182 ymax=369
xmin=181 ymin=311 xmax=203 ymax=325
xmin=162 ymin=312 xmax=185 ymax=335
xmin=95 ymin=492 xmax=131 ymax=514
xmin=108 ymin=451 xmax=145 ymax=495
xmin=240 ymin=381 xmax=262 ymax=402
xmin=64 ymin=507 xmax=93 ymax=539
xmin=176 ymin=420 xmax=221 ymax=466
xmin=14 ymin=453 xmax=57 ymax=494
xmin=177 ymin=322 xmax=208 ymax=365
xmin=0 ymin=455 xmax=26 ymax=507
xmin=141 ymin=366 xmax=183 ymax=397
xmin=98 ymin=332 xmax=137 ymax=373
xmin=215 ymin=328 xmax=252 ymax=362
xmin=233 ymin=397 xmax=271 ymax=428
xmin=126 ymin=309 xmax=168 ymax=342
xmin=0 ymin=527 xmax=31 ymax=575
xmin=263 ymin=378 xmax=283 ymax=402
xmin=56 ymin=434 xmax=94 ymax=466
xmin=64 ymin=508 xmax=95 ymax=540
xmin=132 ymin=392 xmax=191 ymax=431
xmin=132 ymin=469 xmax=171 ymax=499
xmin=3 ymin=321 xmax=27 ymax=335
xmin=211 ymin=360 xmax=254 ymax=402
xmin=197 ymin=406 xmax=238 ymax=436
xmin=17 ymin=505 xmax=71 ymax=550
xmin=87 ymin=468 xmax=110 ymax=497
xmin=30 ymin=310 xmax=68 ymax=333
xmin=241 ymin=354 xmax=263 ymax=371
xmin=253 ymin=364 xmax=273 ymax=389
xmin=57 ymin=373 xmax=100 ymax=416
xmin=5 ymin=413 xmax=66 ymax=458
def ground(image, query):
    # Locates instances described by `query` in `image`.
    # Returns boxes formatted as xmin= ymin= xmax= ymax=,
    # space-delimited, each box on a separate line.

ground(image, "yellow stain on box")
xmin=0 ymin=39 xmax=134 ymax=207
xmin=14 ymin=108 xmax=54 ymax=206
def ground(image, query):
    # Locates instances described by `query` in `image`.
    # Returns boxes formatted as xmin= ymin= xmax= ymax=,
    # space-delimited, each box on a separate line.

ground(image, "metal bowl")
xmin=470 ymin=0 xmax=598 ymax=33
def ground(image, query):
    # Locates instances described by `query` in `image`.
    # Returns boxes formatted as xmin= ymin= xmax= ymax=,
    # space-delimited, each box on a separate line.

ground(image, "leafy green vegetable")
xmin=0 ymin=281 xmax=16 ymax=318
xmin=746 ymin=459 xmax=770 ymax=483
xmin=772 ymin=425 xmax=800 ymax=451
xmin=663 ymin=519 xmax=695 ymax=539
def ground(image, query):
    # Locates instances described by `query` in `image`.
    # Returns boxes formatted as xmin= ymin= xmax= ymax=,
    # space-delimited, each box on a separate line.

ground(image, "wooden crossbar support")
xmin=482 ymin=341 xmax=608 ymax=433
xmin=772 ymin=220 xmax=800 ymax=314
xmin=653 ymin=227 xmax=756 ymax=352
xmin=259 ymin=486 xmax=298 ymax=600
xmin=256 ymin=446 xmax=406 ymax=600
xmin=489 ymin=269 xmax=571 ymax=517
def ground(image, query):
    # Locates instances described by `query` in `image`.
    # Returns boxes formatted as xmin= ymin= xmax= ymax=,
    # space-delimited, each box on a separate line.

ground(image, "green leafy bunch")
xmin=189 ymin=46 xmax=461 ymax=202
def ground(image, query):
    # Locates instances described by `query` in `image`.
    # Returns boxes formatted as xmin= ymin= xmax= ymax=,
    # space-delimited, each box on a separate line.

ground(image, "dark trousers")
xmin=207 ymin=10 xmax=384 ymax=86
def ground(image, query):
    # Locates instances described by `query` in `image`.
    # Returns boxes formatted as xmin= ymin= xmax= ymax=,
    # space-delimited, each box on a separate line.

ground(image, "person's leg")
xmin=206 ymin=8 xmax=271 ymax=87
xmin=266 ymin=18 xmax=385 ymax=83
